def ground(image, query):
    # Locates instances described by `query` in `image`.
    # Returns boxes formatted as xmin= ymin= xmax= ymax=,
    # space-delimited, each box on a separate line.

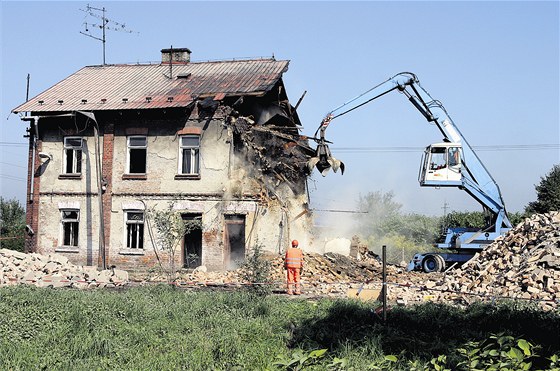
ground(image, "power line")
xmin=0 ymin=161 xmax=26 ymax=169
xmin=332 ymin=144 xmax=560 ymax=153
xmin=0 ymin=174 xmax=26 ymax=182
xmin=0 ymin=142 xmax=27 ymax=147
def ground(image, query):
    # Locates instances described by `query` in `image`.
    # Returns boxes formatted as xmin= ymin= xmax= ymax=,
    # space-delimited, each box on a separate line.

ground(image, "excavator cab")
xmin=419 ymin=143 xmax=462 ymax=187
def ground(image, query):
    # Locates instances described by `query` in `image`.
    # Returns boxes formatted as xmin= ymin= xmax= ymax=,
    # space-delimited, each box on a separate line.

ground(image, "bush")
xmin=239 ymin=242 xmax=273 ymax=297
xmin=0 ymin=197 xmax=25 ymax=252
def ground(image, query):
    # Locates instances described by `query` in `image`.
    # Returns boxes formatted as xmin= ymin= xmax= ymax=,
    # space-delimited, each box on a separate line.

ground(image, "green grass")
xmin=0 ymin=285 xmax=558 ymax=370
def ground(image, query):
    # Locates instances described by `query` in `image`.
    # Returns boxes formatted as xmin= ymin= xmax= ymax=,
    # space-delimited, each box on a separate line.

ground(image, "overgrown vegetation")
xmin=0 ymin=197 xmax=25 ymax=252
xmin=1 ymin=286 xmax=558 ymax=370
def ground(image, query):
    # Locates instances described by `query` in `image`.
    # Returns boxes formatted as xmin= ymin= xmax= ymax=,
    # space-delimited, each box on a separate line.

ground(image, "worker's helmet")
xmin=292 ymin=240 xmax=299 ymax=247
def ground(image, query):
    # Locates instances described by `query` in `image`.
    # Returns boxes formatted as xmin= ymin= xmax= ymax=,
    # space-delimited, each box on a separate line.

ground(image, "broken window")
xmin=224 ymin=215 xmax=246 ymax=270
xmin=125 ymin=211 xmax=144 ymax=249
xmin=179 ymin=135 xmax=200 ymax=175
xmin=127 ymin=136 xmax=147 ymax=174
xmin=182 ymin=214 xmax=202 ymax=268
xmin=61 ymin=209 xmax=79 ymax=247
xmin=63 ymin=137 xmax=83 ymax=174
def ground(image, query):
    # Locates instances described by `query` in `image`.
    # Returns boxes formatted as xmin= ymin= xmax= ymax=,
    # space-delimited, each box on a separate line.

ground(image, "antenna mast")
xmin=79 ymin=4 xmax=137 ymax=65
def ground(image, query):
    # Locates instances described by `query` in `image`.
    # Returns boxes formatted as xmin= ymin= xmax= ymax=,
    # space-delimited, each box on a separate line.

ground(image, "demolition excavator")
xmin=308 ymin=72 xmax=512 ymax=272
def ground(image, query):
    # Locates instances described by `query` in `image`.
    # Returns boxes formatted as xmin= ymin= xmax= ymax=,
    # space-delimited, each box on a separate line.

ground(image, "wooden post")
xmin=382 ymin=245 xmax=387 ymax=322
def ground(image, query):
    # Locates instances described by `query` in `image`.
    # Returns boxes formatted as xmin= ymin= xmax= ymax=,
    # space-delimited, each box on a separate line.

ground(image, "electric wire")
xmin=331 ymin=144 xmax=560 ymax=153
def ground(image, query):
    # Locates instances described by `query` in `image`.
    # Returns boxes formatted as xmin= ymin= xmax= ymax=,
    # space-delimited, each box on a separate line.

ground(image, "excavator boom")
xmin=309 ymin=72 xmax=511 ymax=271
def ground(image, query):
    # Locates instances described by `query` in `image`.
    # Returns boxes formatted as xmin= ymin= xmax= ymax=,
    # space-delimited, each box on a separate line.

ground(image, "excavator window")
xmin=448 ymin=147 xmax=461 ymax=167
xmin=429 ymin=147 xmax=447 ymax=170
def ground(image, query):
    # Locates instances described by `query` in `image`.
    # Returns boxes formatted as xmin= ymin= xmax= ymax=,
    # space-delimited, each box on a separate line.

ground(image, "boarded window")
xmin=179 ymin=135 xmax=200 ymax=175
xmin=61 ymin=209 xmax=79 ymax=246
xmin=126 ymin=211 xmax=144 ymax=249
xmin=63 ymin=137 xmax=83 ymax=174
xmin=128 ymin=136 xmax=147 ymax=174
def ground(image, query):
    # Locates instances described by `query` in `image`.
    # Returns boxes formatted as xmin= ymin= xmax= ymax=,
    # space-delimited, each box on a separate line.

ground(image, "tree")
xmin=356 ymin=191 xmax=440 ymax=264
xmin=0 ymin=197 xmax=25 ymax=252
xmin=525 ymin=164 xmax=560 ymax=214
xmin=356 ymin=191 xmax=402 ymax=237
xmin=147 ymin=203 xmax=190 ymax=282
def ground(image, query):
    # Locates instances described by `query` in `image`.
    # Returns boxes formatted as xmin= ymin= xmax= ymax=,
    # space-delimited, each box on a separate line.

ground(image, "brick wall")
xmin=25 ymin=136 xmax=41 ymax=253
xmin=101 ymin=123 xmax=114 ymax=268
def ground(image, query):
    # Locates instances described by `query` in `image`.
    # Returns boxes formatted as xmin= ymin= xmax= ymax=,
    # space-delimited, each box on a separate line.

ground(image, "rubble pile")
xmin=442 ymin=212 xmax=560 ymax=309
xmin=163 ymin=213 xmax=560 ymax=310
xmin=2 ymin=213 xmax=558 ymax=310
xmin=0 ymin=249 xmax=129 ymax=289
xmin=273 ymin=252 xmax=390 ymax=296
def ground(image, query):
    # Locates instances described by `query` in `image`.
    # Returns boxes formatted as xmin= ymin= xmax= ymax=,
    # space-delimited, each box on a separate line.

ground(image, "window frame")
xmin=63 ymin=137 xmax=83 ymax=175
xmin=127 ymin=136 xmax=147 ymax=174
xmin=124 ymin=210 xmax=145 ymax=250
xmin=60 ymin=208 xmax=80 ymax=247
xmin=178 ymin=135 xmax=200 ymax=176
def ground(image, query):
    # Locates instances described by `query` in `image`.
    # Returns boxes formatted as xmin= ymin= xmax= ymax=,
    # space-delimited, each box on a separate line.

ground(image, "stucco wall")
xmin=33 ymin=111 xmax=313 ymax=271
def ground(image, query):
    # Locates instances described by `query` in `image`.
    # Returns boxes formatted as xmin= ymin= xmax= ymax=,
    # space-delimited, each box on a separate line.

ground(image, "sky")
xmin=1 ymin=1 xmax=559 ymax=223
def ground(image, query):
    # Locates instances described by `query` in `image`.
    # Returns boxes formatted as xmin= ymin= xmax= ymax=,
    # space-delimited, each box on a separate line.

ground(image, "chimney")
xmin=161 ymin=47 xmax=192 ymax=64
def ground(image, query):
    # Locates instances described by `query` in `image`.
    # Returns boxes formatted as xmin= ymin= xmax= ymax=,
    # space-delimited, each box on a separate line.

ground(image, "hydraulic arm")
xmin=308 ymin=72 xmax=511 ymax=270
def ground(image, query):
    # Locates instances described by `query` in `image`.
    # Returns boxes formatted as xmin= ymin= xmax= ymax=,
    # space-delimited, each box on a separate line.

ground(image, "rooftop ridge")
xmin=84 ymin=56 xmax=283 ymax=68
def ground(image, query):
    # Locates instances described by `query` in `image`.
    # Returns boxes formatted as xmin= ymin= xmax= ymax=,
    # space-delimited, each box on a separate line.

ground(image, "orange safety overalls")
xmin=284 ymin=247 xmax=304 ymax=294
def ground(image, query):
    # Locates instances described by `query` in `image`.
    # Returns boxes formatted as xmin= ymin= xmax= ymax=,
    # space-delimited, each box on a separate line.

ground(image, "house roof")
xmin=13 ymin=59 xmax=290 ymax=113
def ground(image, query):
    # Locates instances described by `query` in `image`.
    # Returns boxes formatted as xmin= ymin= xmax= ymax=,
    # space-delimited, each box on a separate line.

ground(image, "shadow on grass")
xmin=289 ymin=300 xmax=560 ymax=364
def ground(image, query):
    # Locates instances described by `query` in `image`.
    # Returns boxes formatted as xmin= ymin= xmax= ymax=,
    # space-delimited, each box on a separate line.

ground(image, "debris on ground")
xmin=1 ymin=212 xmax=558 ymax=310
xmin=0 ymin=249 xmax=128 ymax=288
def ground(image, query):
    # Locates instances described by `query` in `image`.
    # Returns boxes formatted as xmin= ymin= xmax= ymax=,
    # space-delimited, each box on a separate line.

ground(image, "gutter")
xmin=75 ymin=111 xmax=106 ymax=270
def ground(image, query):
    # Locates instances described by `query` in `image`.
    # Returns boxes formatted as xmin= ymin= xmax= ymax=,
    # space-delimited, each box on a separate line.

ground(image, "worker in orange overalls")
xmin=284 ymin=239 xmax=304 ymax=295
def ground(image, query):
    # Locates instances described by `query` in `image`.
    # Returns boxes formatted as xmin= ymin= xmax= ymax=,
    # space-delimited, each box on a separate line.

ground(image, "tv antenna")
xmin=79 ymin=4 xmax=138 ymax=65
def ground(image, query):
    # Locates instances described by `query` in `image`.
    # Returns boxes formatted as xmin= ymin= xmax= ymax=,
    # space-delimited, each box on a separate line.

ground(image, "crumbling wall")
xmin=224 ymin=107 xmax=315 ymax=253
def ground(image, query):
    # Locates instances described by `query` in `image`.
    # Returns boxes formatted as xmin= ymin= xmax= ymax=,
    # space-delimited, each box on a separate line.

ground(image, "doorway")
xmin=224 ymin=214 xmax=246 ymax=270
xmin=182 ymin=214 xmax=202 ymax=269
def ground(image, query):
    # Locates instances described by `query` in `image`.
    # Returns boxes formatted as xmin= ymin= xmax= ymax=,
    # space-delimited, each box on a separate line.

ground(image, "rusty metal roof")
xmin=13 ymin=59 xmax=289 ymax=113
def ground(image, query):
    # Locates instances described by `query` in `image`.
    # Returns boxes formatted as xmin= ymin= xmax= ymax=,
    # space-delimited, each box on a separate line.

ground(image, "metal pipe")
xmin=76 ymin=111 xmax=106 ymax=270
xmin=93 ymin=121 xmax=106 ymax=269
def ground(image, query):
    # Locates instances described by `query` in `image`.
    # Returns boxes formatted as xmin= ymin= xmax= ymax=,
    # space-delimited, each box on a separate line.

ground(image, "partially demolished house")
xmin=12 ymin=48 xmax=315 ymax=271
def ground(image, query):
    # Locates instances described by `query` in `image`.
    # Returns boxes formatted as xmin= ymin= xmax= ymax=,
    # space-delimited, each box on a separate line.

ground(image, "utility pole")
xmin=442 ymin=200 xmax=449 ymax=219
xmin=441 ymin=200 xmax=449 ymax=235
xmin=79 ymin=4 xmax=137 ymax=65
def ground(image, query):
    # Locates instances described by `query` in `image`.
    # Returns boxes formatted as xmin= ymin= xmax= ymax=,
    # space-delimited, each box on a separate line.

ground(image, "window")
xmin=127 ymin=136 xmax=147 ymax=174
xmin=125 ymin=211 xmax=144 ymax=249
xmin=448 ymin=147 xmax=461 ymax=167
xmin=179 ymin=135 xmax=200 ymax=175
xmin=63 ymin=137 xmax=83 ymax=174
xmin=429 ymin=147 xmax=447 ymax=170
xmin=61 ymin=209 xmax=79 ymax=247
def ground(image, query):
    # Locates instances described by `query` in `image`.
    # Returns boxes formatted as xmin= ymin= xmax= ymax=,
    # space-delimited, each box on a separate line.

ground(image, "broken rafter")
xmin=250 ymin=125 xmax=297 ymax=141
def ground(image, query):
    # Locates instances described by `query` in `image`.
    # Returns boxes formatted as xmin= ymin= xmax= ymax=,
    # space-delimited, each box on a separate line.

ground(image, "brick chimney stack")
xmin=161 ymin=47 xmax=191 ymax=64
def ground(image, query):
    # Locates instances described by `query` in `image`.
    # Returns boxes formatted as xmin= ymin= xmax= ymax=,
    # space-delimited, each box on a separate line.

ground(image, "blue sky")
xmin=1 ymin=1 xmax=559 ymax=219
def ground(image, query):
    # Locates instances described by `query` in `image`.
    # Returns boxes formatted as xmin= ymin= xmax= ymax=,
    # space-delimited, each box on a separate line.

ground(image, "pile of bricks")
xmin=442 ymin=212 xmax=559 ymax=310
xmin=0 ymin=249 xmax=129 ymax=289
